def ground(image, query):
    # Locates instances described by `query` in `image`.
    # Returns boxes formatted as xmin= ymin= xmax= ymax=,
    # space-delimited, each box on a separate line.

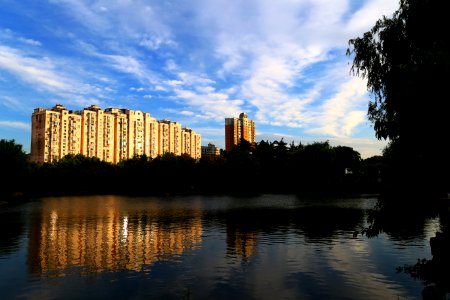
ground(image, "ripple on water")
xmin=0 ymin=195 xmax=434 ymax=299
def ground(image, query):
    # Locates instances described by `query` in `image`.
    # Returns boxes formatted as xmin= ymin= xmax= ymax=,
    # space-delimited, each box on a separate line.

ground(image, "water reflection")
xmin=0 ymin=195 xmax=441 ymax=299
xmin=226 ymin=217 xmax=257 ymax=260
xmin=28 ymin=196 xmax=202 ymax=276
xmin=0 ymin=204 xmax=25 ymax=257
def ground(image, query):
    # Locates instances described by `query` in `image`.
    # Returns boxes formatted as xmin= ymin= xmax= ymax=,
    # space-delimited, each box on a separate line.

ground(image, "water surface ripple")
xmin=0 ymin=195 xmax=436 ymax=299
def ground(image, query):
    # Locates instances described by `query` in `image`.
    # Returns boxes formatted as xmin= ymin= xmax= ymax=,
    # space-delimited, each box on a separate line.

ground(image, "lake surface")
xmin=0 ymin=195 xmax=440 ymax=299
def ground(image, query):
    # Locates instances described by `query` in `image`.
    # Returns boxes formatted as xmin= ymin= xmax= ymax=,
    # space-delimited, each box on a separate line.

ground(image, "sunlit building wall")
xmin=102 ymin=112 xmax=115 ymax=163
xmin=192 ymin=130 xmax=202 ymax=160
xmin=158 ymin=120 xmax=182 ymax=156
xmin=181 ymin=128 xmax=201 ymax=159
xmin=144 ymin=115 xmax=159 ymax=158
xmin=157 ymin=121 xmax=170 ymax=155
xmin=31 ymin=105 xmax=82 ymax=163
xmin=31 ymin=105 xmax=201 ymax=163
xmin=105 ymin=108 xmax=129 ymax=163
xmin=201 ymin=143 xmax=220 ymax=158
xmin=123 ymin=109 xmax=147 ymax=158
xmin=79 ymin=105 xmax=104 ymax=159
xmin=224 ymin=112 xmax=256 ymax=152
xmin=181 ymin=128 xmax=192 ymax=157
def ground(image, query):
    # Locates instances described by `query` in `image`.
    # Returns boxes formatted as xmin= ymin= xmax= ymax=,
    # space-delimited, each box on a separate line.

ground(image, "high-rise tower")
xmin=224 ymin=112 xmax=256 ymax=151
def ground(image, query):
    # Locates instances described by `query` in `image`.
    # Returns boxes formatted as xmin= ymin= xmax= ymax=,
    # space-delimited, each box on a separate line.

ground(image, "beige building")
xmin=31 ymin=104 xmax=82 ymax=163
xmin=31 ymin=104 xmax=201 ymax=163
xmin=181 ymin=128 xmax=202 ymax=160
xmin=201 ymin=143 xmax=220 ymax=158
xmin=225 ymin=112 xmax=256 ymax=151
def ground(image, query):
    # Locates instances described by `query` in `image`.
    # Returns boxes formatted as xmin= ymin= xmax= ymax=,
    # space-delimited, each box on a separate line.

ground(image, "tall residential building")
xmin=79 ymin=105 xmax=104 ymax=159
xmin=144 ymin=114 xmax=159 ymax=158
xmin=31 ymin=104 xmax=201 ymax=163
xmin=224 ymin=112 xmax=256 ymax=151
xmin=31 ymin=104 xmax=82 ymax=163
xmin=181 ymin=128 xmax=202 ymax=160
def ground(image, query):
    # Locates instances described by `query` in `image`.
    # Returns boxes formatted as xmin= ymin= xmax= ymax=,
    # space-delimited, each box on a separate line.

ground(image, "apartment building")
xmin=31 ymin=104 xmax=201 ymax=163
xmin=31 ymin=105 xmax=82 ymax=163
xmin=158 ymin=120 xmax=182 ymax=156
xmin=181 ymin=128 xmax=202 ymax=160
xmin=201 ymin=143 xmax=220 ymax=158
xmin=224 ymin=112 xmax=256 ymax=151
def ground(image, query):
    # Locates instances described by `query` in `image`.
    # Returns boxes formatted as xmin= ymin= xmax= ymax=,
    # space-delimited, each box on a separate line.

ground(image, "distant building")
xmin=224 ymin=112 xmax=256 ymax=151
xmin=201 ymin=143 xmax=220 ymax=158
xmin=30 ymin=104 xmax=201 ymax=163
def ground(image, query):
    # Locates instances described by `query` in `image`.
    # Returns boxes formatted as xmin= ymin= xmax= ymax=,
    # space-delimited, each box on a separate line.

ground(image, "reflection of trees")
xmin=27 ymin=196 xmax=202 ymax=276
xmin=363 ymin=198 xmax=438 ymax=240
xmin=396 ymin=209 xmax=450 ymax=299
xmin=0 ymin=207 xmax=25 ymax=257
xmin=291 ymin=206 xmax=364 ymax=241
xmin=362 ymin=196 xmax=450 ymax=298
xmin=219 ymin=203 xmax=365 ymax=256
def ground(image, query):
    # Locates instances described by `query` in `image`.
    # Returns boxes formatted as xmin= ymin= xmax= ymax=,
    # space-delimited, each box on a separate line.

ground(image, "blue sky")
xmin=0 ymin=0 xmax=398 ymax=158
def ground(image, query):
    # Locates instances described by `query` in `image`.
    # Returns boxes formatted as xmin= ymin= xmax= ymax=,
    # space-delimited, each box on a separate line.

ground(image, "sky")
xmin=0 ymin=0 xmax=398 ymax=158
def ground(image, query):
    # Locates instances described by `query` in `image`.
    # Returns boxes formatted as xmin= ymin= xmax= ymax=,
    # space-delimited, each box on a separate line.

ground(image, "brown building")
xmin=224 ymin=112 xmax=256 ymax=151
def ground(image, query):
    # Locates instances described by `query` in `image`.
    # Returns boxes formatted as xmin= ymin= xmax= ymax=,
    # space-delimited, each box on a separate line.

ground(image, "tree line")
xmin=1 ymin=138 xmax=384 ymax=198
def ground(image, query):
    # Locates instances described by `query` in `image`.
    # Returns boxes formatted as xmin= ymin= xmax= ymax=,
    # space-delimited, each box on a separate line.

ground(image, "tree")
xmin=347 ymin=0 xmax=450 ymax=192
xmin=0 ymin=139 xmax=29 ymax=195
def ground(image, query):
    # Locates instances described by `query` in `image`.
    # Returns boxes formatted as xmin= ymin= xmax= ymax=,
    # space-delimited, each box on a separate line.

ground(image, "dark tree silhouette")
xmin=347 ymin=0 xmax=450 ymax=194
xmin=0 ymin=139 xmax=30 ymax=196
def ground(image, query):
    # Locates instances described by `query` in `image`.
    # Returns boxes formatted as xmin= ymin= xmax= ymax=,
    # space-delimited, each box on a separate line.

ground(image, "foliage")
xmin=347 ymin=0 xmax=450 ymax=142
xmin=347 ymin=0 xmax=450 ymax=193
xmin=0 ymin=139 xmax=30 ymax=195
xmin=4 ymin=139 xmax=386 ymax=197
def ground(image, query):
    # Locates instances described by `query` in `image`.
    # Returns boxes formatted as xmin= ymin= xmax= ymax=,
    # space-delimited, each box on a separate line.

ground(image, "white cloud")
xmin=48 ymin=0 xmax=174 ymax=48
xmin=154 ymin=85 xmax=167 ymax=91
xmin=345 ymin=0 xmax=398 ymax=35
xmin=0 ymin=121 xmax=30 ymax=130
xmin=180 ymin=110 xmax=194 ymax=116
xmin=0 ymin=96 xmax=27 ymax=111
xmin=0 ymin=28 xmax=42 ymax=46
xmin=130 ymin=87 xmax=145 ymax=92
xmin=0 ymin=44 xmax=111 ymax=108
xmin=77 ymin=41 xmax=160 ymax=85
xmin=307 ymin=77 xmax=368 ymax=137
xmin=0 ymin=46 xmax=73 ymax=90
xmin=173 ymin=87 xmax=243 ymax=120
xmin=1 ymin=0 xmax=396 ymax=157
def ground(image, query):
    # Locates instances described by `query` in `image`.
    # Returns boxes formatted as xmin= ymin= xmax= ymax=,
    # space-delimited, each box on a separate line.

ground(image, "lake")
xmin=0 ymin=195 xmax=440 ymax=299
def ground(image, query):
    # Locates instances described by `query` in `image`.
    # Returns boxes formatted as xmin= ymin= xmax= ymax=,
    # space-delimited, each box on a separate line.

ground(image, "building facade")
xmin=31 ymin=104 xmax=201 ymax=163
xmin=201 ymin=143 xmax=220 ymax=158
xmin=224 ymin=112 xmax=256 ymax=151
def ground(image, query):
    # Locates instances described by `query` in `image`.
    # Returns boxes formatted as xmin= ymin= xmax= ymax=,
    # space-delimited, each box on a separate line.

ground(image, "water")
xmin=0 ymin=195 xmax=440 ymax=299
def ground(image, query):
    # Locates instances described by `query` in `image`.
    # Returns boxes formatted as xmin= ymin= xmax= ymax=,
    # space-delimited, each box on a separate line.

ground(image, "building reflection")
xmin=226 ymin=225 xmax=257 ymax=260
xmin=28 ymin=196 xmax=202 ymax=276
xmin=225 ymin=212 xmax=257 ymax=260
